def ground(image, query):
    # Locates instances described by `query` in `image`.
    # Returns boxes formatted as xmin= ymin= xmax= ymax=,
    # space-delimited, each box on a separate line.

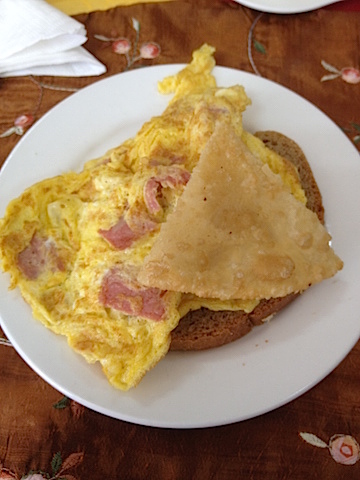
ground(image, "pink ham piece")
xmin=144 ymin=167 xmax=191 ymax=214
xmin=17 ymin=234 xmax=64 ymax=280
xmin=99 ymin=214 xmax=158 ymax=250
xmin=99 ymin=167 xmax=190 ymax=249
xmin=99 ymin=217 xmax=137 ymax=250
xmin=99 ymin=267 xmax=166 ymax=321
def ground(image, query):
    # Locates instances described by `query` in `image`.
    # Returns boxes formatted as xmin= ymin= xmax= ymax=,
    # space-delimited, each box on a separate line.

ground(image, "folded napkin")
xmin=0 ymin=0 xmax=106 ymax=78
xmin=47 ymin=0 xmax=173 ymax=16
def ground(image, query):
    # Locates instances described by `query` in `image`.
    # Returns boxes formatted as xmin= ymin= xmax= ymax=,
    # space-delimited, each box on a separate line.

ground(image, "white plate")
xmin=234 ymin=0 xmax=341 ymax=13
xmin=0 ymin=66 xmax=359 ymax=429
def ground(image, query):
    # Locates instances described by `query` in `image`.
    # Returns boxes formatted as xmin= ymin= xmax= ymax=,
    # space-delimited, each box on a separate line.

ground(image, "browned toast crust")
xmin=170 ymin=131 xmax=324 ymax=351
xmin=256 ymin=131 xmax=324 ymax=224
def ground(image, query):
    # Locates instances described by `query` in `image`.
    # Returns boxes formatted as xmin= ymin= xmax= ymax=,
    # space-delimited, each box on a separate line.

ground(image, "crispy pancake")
xmin=170 ymin=130 xmax=332 ymax=351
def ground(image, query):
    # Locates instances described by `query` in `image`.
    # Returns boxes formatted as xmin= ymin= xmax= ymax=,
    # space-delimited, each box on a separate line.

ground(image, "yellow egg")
xmin=0 ymin=45 xmax=305 ymax=390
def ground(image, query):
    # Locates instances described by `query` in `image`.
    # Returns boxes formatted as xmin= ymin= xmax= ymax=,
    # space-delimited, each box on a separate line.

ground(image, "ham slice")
xmin=99 ymin=217 xmax=137 ymax=250
xmin=99 ymin=267 xmax=166 ymax=321
xmin=17 ymin=234 xmax=64 ymax=280
xmin=99 ymin=213 xmax=158 ymax=250
xmin=99 ymin=167 xmax=190 ymax=250
xmin=144 ymin=167 xmax=190 ymax=214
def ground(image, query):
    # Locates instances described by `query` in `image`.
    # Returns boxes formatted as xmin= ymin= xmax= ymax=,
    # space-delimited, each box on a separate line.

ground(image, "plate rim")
xmin=0 ymin=64 xmax=359 ymax=428
xmin=233 ymin=0 xmax=341 ymax=13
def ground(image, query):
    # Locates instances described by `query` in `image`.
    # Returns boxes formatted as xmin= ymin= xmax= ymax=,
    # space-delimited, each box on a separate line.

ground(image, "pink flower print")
xmin=1 ymin=113 xmax=34 ymax=138
xmin=321 ymin=60 xmax=360 ymax=84
xmin=112 ymin=38 xmax=131 ymax=55
xmin=340 ymin=67 xmax=360 ymax=84
xmin=140 ymin=42 xmax=161 ymax=60
xmin=329 ymin=435 xmax=360 ymax=465
xmin=1 ymin=451 xmax=84 ymax=480
xmin=300 ymin=432 xmax=360 ymax=466
xmin=94 ymin=18 xmax=161 ymax=72
xmin=14 ymin=113 xmax=34 ymax=128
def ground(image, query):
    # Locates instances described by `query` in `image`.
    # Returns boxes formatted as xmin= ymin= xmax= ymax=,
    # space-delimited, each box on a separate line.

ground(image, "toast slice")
xmin=170 ymin=131 xmax=325 ymax=351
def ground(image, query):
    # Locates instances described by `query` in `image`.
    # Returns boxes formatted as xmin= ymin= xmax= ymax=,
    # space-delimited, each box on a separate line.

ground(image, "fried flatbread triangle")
xmin=138 ymin=122 xmax=343 ymax=300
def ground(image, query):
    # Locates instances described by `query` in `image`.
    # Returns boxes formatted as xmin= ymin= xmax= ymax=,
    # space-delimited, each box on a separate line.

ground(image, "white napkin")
xmin=0 ymin=0 xmax=106 ymax=77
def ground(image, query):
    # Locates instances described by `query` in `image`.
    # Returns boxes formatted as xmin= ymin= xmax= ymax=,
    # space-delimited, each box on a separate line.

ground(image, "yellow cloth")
xmin=46 ymin=0 xmax=172 ymax=15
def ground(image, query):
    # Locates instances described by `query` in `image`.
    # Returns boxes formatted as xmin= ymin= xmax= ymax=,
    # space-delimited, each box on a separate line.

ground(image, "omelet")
xmin=0 ymin=44 xmax=308 ymax=390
